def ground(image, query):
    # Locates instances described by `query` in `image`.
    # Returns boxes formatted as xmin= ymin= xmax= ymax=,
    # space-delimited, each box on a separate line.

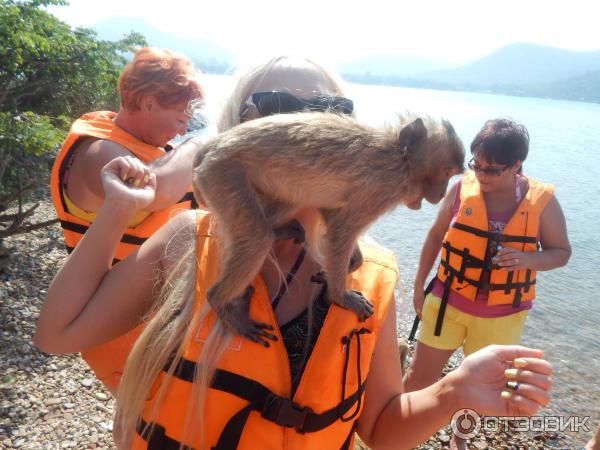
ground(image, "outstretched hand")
xmin=449 ymin=345 xmax=552 ymax=417
xmin=100 ymin=156 xmax=157 ymax=212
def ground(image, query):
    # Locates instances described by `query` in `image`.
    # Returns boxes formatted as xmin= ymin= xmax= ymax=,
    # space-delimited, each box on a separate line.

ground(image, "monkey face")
xmin=422 ymin=164 xmax=463 ymax=205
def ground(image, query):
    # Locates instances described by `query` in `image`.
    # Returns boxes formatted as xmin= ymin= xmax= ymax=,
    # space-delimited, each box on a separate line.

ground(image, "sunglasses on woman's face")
xmin=467 ymin=158 xmax=510 ymax=176
xmin=246 ymin=91 xmax=354 ymax=117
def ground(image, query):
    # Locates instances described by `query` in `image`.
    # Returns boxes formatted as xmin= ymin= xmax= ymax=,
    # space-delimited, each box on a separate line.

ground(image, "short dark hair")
xmin=470 ymin=118 xmax=529 ymax=166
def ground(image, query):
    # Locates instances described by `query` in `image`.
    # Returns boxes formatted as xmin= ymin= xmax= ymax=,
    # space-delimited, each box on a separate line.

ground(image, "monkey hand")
xmin=100 ymin=156 xmax=156 ymax=212
xmin=274 ymin=219 xmax=305 ymax=244
xmin=217 ymin=287 xmax=278 ymax=347
xmin=340 ymin=290 xmax=374 ymax=322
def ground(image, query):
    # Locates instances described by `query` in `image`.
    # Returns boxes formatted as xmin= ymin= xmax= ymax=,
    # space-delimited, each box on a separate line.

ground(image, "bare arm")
xmin=34 ymin=157 xmax=195 ymax=353
xmin=67 ymin=136 xmax=205 ymax=213
xmin=146 ymin=136 xmax=206 ymax=209
xmin=412 ymin=182 xmax=456 ymax=316
xmin=495 ymin=195 xmax=571 ymax=271
xmin=357 ymin=300 xmax=553 ymax=449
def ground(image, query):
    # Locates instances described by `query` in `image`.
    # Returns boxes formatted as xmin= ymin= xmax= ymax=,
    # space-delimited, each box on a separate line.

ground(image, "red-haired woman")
xmin=49 ymin=47 xmax=205 ymax=393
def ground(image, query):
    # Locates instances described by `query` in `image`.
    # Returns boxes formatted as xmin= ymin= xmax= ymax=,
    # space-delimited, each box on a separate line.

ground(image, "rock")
xmin=95 ymin=392 xmax=109 ymax=401
xmin=44 ymin=398 xmax=62 ymax=406
xmin=80 ymin=378 xmax=94 ymax=387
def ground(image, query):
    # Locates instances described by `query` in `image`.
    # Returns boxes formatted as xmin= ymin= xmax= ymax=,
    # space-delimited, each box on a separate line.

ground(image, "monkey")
xmin=192 ymin=112 xmax=465 ymax=344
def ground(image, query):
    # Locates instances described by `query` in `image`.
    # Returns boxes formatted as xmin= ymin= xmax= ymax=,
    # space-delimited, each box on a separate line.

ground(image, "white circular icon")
xmin=451 ymin=408 xmax=481 ymax=439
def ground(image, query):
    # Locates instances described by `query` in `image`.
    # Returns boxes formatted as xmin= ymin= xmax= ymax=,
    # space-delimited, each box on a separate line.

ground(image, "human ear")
xmin=141 ymin=96 xmax=155 ymax=112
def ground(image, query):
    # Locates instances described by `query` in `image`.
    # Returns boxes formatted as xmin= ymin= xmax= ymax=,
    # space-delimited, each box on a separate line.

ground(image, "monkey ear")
xmin=398 ymin=117 xmax=427 ymax=150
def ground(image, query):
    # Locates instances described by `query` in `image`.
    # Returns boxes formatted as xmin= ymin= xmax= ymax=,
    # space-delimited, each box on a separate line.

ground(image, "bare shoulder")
xmin=85 ymin=138 xmax=133 ymax=161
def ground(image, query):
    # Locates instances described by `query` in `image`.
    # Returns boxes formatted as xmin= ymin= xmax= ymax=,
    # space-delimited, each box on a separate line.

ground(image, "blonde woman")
xmin=35 ymin=57 xmax=553 ymax=449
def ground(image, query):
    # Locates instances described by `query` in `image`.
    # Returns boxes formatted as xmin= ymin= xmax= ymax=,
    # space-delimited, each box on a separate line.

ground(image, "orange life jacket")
xmin=131 ymin=210 xmax=398 ymax=450
xmin=49 ymin=111 xmax=196 ymax=390
xmin=433 ymin=171 xmax=554 ymax=335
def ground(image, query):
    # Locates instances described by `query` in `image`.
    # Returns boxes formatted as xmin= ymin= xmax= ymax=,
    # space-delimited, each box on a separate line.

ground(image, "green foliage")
xmin=0 ymin=0 xmax=146 ymax=239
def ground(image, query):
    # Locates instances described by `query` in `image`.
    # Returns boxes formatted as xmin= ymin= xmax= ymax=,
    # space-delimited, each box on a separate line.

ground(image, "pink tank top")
xmin=431 ymin=176 xmax=533 ymax=318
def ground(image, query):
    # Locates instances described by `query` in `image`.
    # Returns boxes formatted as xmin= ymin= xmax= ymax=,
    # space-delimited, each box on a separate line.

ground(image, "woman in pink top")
xmin=403 ymin=118 xmax=571 ymax=449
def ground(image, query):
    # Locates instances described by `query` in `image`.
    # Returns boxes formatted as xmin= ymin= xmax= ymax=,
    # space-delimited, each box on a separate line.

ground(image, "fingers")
xmin=494 ymin=248 xmax=527 ymax=270
xmin=500 ymin=353 xmax=553 ymax=415
xmin=102 ymin=156 xmax=151 ymax=187
xmin=488 ymin=344 xmax=545 ymax=362
xmin=501 ymin=387 xmax=550 ymax=415
xmin=120 ymin=156 xmax=151 ymax=187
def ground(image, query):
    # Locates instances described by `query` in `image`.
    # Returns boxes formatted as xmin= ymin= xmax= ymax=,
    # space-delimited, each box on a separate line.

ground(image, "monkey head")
xmin=402 ymin=117 xmax=465 ymax=209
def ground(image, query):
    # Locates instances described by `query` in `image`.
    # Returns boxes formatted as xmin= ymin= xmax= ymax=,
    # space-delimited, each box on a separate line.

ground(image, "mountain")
xmin=522 ymin=69 xmax=600 ymax=103
xmin=91 ymin=17 xmax=235 ymax=73
xmin=341 ymin=43 xmax=600 ymax=104
xmin=418 ymin=43 xmax=600 ymax=87
xmin=338 ymin=54 xmax=455 ymax=78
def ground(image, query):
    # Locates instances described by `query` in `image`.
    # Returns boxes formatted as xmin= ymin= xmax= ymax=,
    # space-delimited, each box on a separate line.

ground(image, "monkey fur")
xmin=192 ymin=112 xmax=464 ymax=344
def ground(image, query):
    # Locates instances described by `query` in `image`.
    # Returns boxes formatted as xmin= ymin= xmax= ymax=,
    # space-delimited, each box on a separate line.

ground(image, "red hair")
xmin=119 ymin=47 xmax=204 ymax=111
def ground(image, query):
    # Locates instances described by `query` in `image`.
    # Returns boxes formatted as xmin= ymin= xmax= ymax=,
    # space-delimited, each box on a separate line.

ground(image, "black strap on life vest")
xmin=408 ymin=278 xmax=436 ymax=341
xmin=340 ymin=421 xmax=358 ymax=450
xmin=340 ymin=328 xmax=371 ymax=422
xmin=136 ymin=345 xmax=369 ymax=450
xmin=434 ymin=275 xmax=454 ymax=336
xmin=451 ymin=222 xmax=538 ymax=245
xmin=178 ymin=191 xmax=198 ymax=209
xmin=136 ymin=419 xmax=194 ymax=450
xmin=441 ymin=221 xmax=539 ymax=313
xmin=488 ymin=269 xmax=536 ymax=308
xmin=59 ymin=220 xmax=148 ymax=246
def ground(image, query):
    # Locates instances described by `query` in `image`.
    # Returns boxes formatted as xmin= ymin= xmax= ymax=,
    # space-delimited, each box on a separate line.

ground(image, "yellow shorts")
xmin=417 ymin=293 xmax=529 ymax=356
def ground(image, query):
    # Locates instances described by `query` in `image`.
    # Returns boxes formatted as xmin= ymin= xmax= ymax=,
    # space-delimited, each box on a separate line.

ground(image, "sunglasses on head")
xmin=467 ymin=158 xmax=510 ymax=176
xmin=246 ymin=91 xmax=354 ymax=117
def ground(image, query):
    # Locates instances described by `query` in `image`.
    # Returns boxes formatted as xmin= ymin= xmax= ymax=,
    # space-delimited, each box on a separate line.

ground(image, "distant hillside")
xmin=92 ymin=17 xmax=234 ymax=73
xmin=522 ymin=70 xmax=600 ymax=103
xmin=420 ymin=43 xmax=600 ymax=86
xmin=342 ymin=43 xmax=600 ymax=104
xmin=338 ymin=54 xmax=454 ymax=78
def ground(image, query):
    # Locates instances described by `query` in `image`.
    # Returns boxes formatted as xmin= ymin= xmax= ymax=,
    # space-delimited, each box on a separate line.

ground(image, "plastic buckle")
xmin=260 ymin=394 xmax=313 ymax=433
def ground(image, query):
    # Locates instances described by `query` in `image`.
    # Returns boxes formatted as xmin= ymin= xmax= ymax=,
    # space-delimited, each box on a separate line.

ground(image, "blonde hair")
xmin=217 ymin=55 xmax=347 ymax=132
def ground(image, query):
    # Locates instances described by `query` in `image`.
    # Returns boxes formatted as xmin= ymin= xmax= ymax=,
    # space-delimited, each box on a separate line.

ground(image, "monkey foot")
xmin=340 ymin=290 xmax=374 ymax=322
xmin=274 ymin=219 xmax=305 ymax=244
xmin=217 ymin=287 xmax=278 ymax=347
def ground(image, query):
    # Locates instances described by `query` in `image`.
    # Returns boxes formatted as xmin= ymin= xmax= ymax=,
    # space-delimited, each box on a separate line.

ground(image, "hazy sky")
xmin=50 ymin=0 xmax=600 ymax=64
